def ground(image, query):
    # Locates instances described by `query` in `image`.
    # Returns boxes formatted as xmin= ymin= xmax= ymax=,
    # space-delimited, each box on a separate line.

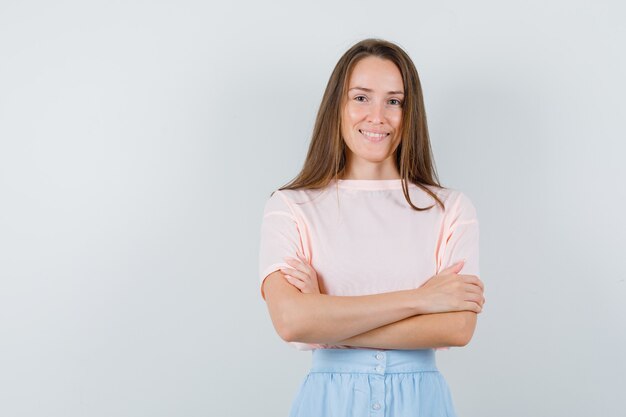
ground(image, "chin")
xmin=357 ymin=153 xmax=392 ymax=163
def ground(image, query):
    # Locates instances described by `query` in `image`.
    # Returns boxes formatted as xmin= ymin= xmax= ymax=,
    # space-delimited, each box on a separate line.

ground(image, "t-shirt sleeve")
xmin=258 ymin=190 xmax=304 ymax=301
xmin=438 ymin=191 xmax=480 ymax=277
xmin=257 ymin=190 xmax=324 ymax=352
xmin=435 ymin=190 xmax=480 ymax=351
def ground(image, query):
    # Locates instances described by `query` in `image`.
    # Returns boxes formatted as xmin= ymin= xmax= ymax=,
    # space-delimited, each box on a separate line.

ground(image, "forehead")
xmin=348 ymin=56 xmax=404 ymax=91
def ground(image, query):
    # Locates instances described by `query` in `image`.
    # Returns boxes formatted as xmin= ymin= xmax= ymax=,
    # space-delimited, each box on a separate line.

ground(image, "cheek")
xmin=390 ymin=111 xmax=402 ymax=129
xmin=344 ymin=103 xmax=366 ymax=123
xmin=342 ymin=109 xmax=361 ymax=142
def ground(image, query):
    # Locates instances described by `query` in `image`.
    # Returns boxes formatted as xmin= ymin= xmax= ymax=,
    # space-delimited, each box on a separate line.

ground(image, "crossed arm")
xmin=336 ymin=311 xmax=477 ymax=349
xmin=262 ymin=269 xmax=479 ymax=350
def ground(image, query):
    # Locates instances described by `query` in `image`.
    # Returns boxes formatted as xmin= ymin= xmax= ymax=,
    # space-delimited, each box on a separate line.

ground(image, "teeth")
xmin=360 ymin=130 xmax=388 ymax=138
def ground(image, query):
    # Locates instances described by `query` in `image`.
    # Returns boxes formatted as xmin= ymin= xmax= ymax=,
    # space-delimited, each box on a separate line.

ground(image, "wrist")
xmin=409 ymin=288 xmax=428 ymax=315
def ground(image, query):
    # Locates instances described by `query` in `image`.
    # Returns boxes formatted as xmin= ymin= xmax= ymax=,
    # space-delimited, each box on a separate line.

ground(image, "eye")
xmin=354 ymin=95 xmax=367 ymax=102
xmin=389 ymin=98 xmax=403 ymax=106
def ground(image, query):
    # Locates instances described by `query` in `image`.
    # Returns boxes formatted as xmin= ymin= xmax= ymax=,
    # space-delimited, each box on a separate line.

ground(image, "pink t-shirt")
xmin=258 ymin=178 xmax=480 ymax=351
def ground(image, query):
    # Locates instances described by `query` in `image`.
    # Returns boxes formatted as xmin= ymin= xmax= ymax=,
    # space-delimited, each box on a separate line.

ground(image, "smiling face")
xmin=340 ymin=56 xmax=404 ymax=179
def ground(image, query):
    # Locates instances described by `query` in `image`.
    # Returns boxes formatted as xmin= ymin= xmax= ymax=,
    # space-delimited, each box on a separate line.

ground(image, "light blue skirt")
xmin=288 ymin=348 xmax=458 ymax=417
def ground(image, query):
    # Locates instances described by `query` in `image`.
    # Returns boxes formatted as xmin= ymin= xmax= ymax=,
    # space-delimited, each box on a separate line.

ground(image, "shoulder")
xmin=261 ymin=187 xmax=316 ymax=216
xmin=264 ymin=186 xmax=331 ymax=212
xmin=262 ymin=190 xmax=301 ymax=224
xmin=263 ymin=189 xmax=291 ymax=212
xmin=428 ymin=186 xmax=478 ymax=218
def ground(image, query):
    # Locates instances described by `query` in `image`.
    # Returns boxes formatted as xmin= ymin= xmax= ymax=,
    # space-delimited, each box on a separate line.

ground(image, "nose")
xmin=368 ymin=101 xmax=385 ymax=124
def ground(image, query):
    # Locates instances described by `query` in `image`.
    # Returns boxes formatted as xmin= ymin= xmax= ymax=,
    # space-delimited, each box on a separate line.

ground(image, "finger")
xmin=469 ymin=297 xmax=484 ymax=308
xmin=439 ymin=260 xmax=464 ymax=275
xmin=464 ymin=301 xmax=482 ymax=313
xmin=285 ymin=275 xmax=303 ymax=286
xmin=286 ymin=257 xmax=316 ymax=279
xmin=293 ymin=256 xmax=313 ymax=273
xmin=280 ymin=267 xmax=310 ymax=282
xmin=464 ymin=284 xmax=484 ymax=296
xmin=461 ymin=274 xmax=484 ymax=291
xmin=284 ymin=274 xmax=305 ymax=290
xmin=284 ymin=258 xmax=308 ymax=274
xmin=464 ymin=292 xmax=483 ymax=304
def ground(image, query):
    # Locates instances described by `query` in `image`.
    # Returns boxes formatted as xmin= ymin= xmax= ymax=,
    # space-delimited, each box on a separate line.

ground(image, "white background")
xmin=1 ymin=1 xmax=624 ymax=416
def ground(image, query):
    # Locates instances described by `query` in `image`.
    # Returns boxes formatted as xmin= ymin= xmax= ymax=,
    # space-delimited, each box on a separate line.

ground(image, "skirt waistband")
xmin=310 ymin=348 xmax=438 ymax=374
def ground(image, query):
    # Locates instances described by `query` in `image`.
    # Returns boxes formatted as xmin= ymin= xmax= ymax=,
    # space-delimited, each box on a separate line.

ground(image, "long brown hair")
xmin=278 ymin=38 xmax=445 ymax=211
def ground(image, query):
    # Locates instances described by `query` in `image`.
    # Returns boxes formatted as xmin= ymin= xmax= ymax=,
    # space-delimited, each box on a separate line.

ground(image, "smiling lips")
xmin=359 ymin=129 xmax=390 ymax=143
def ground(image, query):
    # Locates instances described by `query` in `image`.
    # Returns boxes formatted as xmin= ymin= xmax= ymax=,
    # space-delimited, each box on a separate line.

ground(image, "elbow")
xmin=264 ymin=273 xmax=307 ymax=343
xmin=277 ymin=328 xmax=296 ymax=343
xmin=273 ymin=300 xmax=304 ymax=343
xmin=451 ymin=311 xmax=478 ymax=347
xmin=277 ymin=320 xmax=299 ymax=343
xmin=274 ymin=318 xmax=293 ymax=342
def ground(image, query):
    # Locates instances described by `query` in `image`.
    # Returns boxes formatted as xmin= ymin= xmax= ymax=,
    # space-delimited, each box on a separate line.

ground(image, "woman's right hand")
xmin=415 ymin=260 xmax=485 ymax=314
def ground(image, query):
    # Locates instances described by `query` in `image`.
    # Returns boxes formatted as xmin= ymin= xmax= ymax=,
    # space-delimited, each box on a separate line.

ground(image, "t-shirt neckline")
xmin=334 ymin=178 xmax=408 ymax=190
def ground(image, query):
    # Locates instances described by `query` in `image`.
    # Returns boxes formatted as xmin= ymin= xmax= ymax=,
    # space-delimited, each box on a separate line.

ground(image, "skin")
xmin=262 ymin=56 xmax=485 ymax=349
xmin=339 ymin=56 xmax=404 ymax=180
xmin=263 ymin=263 xmax=484 ymax=347
xmin=280 ymin=257 xmax=485 ymax=349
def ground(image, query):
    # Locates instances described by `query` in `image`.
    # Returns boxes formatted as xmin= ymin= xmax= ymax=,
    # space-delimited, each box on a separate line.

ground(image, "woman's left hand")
xmin=280 ymin=252 xmax=321 ymax=294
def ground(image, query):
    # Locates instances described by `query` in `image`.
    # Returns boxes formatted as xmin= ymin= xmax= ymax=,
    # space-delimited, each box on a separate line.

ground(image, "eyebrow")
xmin=348 ymin=87 xmax=405 ymax=95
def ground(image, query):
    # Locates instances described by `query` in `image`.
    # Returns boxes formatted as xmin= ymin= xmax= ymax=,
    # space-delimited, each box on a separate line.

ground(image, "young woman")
xmin=258 ymin=38 xmax=485 ymax=417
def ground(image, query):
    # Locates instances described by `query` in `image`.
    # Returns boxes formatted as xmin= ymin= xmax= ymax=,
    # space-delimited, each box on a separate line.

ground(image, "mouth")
xmin=359 ymin=129 xmax=390 ymax=143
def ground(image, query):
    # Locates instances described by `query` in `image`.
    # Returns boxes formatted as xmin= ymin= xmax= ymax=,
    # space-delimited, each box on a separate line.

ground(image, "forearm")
xmin=334 ymin=311 xmax=478 ymax=349
xmin=265 ymin=272 xmax=423 ymax=344
xmin=286 ymin=291 xmax=423 ymax=344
